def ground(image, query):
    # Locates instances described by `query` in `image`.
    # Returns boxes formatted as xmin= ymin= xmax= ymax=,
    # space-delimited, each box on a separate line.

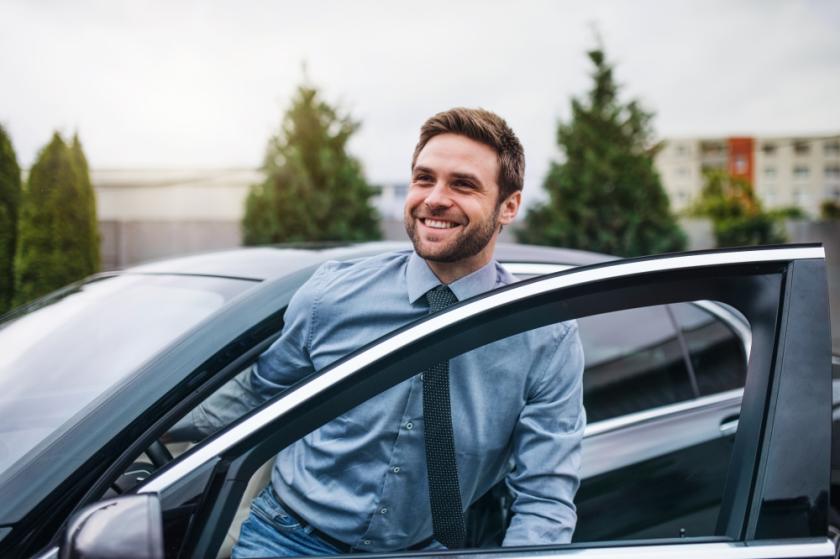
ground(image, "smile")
xmin=421 ymin=218 xmax=460 ymax=230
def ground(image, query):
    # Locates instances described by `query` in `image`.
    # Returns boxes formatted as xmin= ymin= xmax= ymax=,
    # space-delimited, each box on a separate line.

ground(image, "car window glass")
xmin=188 ymin=304 xmax=741 ymax=557
xmin=669 ymin=302 xmax=748 ymax=395
xmin=577 ymin=305 xmax=695 ymax=422
xmin=0 ymin=274 xmax=251 ymax=481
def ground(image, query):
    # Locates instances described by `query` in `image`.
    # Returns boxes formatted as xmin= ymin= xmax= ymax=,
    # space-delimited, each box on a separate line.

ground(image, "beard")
xmin=405 ymin=204 xmax=500 ymax=263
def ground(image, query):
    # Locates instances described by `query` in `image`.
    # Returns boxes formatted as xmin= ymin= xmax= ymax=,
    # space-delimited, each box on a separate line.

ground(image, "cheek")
xmin=404 ymin=192 xmax=425 ymax=214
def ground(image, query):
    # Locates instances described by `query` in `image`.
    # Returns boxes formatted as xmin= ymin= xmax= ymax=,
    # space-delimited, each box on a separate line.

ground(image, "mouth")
xmin=419 ymin=218 xmax=462 ymax=230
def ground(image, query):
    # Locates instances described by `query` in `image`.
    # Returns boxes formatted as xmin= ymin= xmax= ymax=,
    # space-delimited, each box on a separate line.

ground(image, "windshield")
xmin=0 ymin=274 xmax=253 ymax=478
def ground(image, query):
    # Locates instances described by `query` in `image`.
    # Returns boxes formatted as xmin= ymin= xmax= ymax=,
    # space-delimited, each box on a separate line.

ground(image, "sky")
xmin=1 ymin=0 xmax=839 ymax=194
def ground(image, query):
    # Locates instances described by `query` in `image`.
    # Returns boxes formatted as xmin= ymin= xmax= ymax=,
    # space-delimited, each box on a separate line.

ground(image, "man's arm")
xmin=168 ymin=263 xmax=330 ymax=442
xmin=502 ymin=321 xmax=586 ymax=546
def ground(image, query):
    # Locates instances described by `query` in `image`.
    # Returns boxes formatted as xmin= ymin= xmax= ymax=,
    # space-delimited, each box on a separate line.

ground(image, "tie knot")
xmin=425 ymin=285 xmax=458 ymax=313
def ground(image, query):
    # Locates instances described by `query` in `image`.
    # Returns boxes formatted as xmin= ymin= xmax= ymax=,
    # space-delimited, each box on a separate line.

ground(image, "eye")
xmin=413 ymin=174 xmax=433 ymax=184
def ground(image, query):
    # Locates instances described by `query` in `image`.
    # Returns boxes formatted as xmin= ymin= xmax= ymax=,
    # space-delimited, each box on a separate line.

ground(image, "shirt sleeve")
xmin=502 ymin=320 xmax=586 ymax=546
xmin=168 ymin=262 xmax=329 ymax=441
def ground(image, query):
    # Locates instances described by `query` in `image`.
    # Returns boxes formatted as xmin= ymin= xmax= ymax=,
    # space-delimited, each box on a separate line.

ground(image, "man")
xmin=176 ymin=108 xmax=585 ymax=557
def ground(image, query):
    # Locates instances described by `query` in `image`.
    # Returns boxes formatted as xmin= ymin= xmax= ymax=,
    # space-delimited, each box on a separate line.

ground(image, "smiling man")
xmin=178 ymin=108 xmax=585 ymax=557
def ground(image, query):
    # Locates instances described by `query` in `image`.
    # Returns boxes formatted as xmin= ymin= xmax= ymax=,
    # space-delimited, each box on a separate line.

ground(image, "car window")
xmin=577 ymin=305 xmax=695 ymax=422
xmin=192 ymin=305 xmax=740 ymax=555
xmin=669 ymin=302 xmax=747 ymax=396
xmin=0 ymin=274 xmax=252 ymax=481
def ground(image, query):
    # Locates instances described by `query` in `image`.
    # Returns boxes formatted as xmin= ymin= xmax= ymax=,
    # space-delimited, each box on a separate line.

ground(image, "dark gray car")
xmin=0 ymin=243 xmax=834 ymax=559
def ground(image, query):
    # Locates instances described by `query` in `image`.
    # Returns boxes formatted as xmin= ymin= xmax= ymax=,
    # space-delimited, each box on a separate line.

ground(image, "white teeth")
xmin=424 ymin=219 xmax=456 ymax=229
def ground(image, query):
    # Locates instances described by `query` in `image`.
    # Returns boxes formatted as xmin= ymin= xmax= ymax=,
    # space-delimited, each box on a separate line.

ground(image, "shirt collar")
xmin=406 ymin=251 xmax=500 ymax=305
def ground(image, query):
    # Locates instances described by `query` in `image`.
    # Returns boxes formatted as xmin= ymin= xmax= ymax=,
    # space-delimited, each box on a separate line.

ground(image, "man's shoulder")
xmin=317 ymin=249 xmax=412 ymax=281
xmin=302 ymin=249 xmax=413 ymax=300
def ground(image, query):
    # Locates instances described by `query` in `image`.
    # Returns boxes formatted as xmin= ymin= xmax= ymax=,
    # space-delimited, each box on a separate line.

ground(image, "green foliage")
xmin=768 ymin=206 xmax=806 ymax=220
xmin=821 ymin=200 xmax=840 ymax=220
xmin=0 ymin=124 xmax=22 ymax=314
xmin=243 ymin=84 xmax=381 ymax=244
xmin=516 ymin=46 xmax=686 ymax=256
xmin=13 ymin=132 xmax=100 ymax=306
xmin=71 ymin=134 xmax=101 ymax=272
xmin=690 ymin=169 xmax=786 ymax=247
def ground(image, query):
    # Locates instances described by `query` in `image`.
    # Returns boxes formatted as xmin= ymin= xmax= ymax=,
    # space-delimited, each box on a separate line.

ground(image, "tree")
xmin=13 ymin=132 xmax=99 ymax=306
xmin=0 ymin=124 xmax=21 ymax=314
xmin=690 ymin=169 xmax=786 ymax=247
xmin=821 ymin=199 xmax=840 ymax=220
xmin=71 ymin=134 xmax=101 ymax=272
xmin=516 ymin=46 xmax=686 ymax=256
xmin=243 ymin=83 xmax=381 ymax=244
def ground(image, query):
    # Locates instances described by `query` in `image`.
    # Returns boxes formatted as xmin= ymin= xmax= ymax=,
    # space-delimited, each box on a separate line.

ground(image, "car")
xmin=0 ymin=242 xmax=835 ymax=558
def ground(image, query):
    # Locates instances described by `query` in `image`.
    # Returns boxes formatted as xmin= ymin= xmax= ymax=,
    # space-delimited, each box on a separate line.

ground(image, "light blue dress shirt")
xmin=185 ymin=249 xmax=585 ymax=551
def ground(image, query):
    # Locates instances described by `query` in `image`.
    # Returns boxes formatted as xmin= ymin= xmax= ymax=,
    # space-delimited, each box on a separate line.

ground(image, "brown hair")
xmin=411 ymin=107 xmax=525 ymax=202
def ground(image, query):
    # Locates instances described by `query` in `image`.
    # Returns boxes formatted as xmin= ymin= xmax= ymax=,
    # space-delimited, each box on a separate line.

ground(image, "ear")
xmin=497 ymin=191 xmax=521 ymax=225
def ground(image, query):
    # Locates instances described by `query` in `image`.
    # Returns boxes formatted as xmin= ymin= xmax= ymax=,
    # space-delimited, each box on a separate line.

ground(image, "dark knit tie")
xmin=423 ymin=285 xmax=466 ymax=549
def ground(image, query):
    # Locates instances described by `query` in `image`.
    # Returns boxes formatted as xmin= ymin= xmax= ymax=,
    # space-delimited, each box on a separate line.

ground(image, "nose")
xmin=423 ymin=180 xmax=452 ymax=211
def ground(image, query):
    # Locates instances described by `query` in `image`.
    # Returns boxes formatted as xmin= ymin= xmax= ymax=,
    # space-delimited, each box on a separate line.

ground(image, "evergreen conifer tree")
xmin=243 ymin=83 xmax=380 ymax=244
xmin=13 ymin=133 xmax=98 ymax=306
xmin=516 ymin=47 xmax=686 ymax=256
xmin=0 ymin=124 xmax=22 ymax=313
xmin=71 ymin=134 xmax=101 ymax=272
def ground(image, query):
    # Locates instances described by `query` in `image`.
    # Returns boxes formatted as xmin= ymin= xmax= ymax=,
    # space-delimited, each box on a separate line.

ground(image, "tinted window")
xmin=670 ymin=302 xmax=747 ymax=395
xmin=578 ymin=305 xmax=695 ymax=422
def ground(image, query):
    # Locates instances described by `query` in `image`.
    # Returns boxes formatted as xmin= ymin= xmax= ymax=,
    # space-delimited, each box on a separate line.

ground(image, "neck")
xmin=424 ymin=240 xmax=497 ymax=284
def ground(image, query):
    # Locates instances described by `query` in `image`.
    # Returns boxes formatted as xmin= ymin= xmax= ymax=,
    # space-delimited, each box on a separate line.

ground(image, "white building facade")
xmin=655 ymin=134 xmax=840 ymax=216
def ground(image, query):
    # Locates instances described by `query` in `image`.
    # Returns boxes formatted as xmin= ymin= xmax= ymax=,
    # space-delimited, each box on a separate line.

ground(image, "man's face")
xmin=405 ymin=133 xmax=518 ymax=263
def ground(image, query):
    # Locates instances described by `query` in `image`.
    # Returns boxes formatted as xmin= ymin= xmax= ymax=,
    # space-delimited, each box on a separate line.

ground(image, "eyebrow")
xmin=413 ymin=166 xmax=482 ymax=184
xmin=450 ymin=171 xmax=482 ymax=185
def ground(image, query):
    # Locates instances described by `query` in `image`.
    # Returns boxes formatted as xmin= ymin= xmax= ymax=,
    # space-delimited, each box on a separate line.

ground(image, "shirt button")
xmin=392 ymin=466 xmax=400 ymax=473
xmin=405 ymin=422 xmax=414 ymax=430
xmin=380 ymin=507 xmax=388 ymax=514
xmin=363 ymin=540 xmax=371 ymax=546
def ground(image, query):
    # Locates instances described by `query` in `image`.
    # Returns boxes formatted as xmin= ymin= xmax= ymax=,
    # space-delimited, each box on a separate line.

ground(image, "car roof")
xmin=124 ymin=242 xmax=616 ymax=281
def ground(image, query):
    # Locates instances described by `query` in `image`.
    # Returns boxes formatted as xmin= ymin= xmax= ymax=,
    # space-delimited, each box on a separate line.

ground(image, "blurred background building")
xmin=656 ymin=134 xmax=840 ymax=215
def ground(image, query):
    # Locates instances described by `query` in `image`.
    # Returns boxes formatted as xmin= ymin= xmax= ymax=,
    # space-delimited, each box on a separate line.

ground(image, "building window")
xmin=733 ymin=156 xmax=748 ymax=174
xmin=677 ymin=167 xmax=689 ymax=177
xmin=825 ymin=165 xmax=840 ymax=180
xmin=675 ymin=145 xmax=687 ymax=156
xmin=701 ymin=142 xmax=726 ymax=157
xmin=793 ymin=165 xmax=810 ymax=179
xmin=793 ymin=140 xmax=810 ymax=155
xmin=764 ymin=166 xmax=777 ymax=178
xmin=793 ymin=189 xmax=809 ymax=206
xmin=762 ymin=143 xmax=777 ymax=155
xmin=825 ymin=140 xmax=840 ymax=157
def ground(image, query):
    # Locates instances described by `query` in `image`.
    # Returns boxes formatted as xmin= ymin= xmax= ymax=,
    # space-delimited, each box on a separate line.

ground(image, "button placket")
xmin=364 ymin=374 xmax=423 ymax=549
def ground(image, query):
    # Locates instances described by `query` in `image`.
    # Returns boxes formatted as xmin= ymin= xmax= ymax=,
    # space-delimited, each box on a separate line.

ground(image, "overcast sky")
xmin=1 ymin=0 xmax=838 ymax=193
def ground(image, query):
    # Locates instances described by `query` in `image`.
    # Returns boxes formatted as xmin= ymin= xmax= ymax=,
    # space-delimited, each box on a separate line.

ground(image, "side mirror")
xmin=60 ymin=494 xmax=163 ymax=559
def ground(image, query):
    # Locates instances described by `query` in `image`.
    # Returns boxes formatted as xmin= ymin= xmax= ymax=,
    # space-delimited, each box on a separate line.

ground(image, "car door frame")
xmin=131 ymin=244 xmax=833 ymax=559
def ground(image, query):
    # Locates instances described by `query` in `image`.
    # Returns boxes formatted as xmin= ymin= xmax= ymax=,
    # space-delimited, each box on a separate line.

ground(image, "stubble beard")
xmin=405 ymin=205 xmax=500 ymax=263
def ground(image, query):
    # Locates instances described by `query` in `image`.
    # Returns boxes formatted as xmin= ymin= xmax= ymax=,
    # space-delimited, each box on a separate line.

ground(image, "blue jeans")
xmin=232 ymin=487 xmax=340 ymax=558
xmin=232 ymin=487 xmax=447 ymax=557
